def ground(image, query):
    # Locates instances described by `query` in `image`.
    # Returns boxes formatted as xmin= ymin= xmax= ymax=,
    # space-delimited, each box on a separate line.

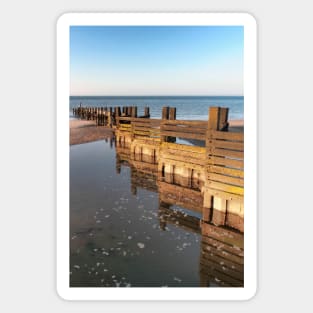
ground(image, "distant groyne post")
xmin=161 ymin=106 xmax=170 ymax=142
xmin=144 ymin=107 xmax=150 ymax=118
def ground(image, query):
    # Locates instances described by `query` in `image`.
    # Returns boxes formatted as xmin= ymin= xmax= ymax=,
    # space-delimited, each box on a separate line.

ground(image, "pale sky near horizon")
xmin=70 ymin=26 xmax=243 ymax=96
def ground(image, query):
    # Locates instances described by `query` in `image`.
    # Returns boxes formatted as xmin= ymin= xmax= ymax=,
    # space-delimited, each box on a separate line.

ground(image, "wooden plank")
xmin=162 ymin=125 xmax=207 ymax=134
xmin=133 ymin=122 xmax=159 ymax=127
xmin=162 ymin=142 xmax=206 ymax=154
xmin=162 ymin=119 xmax=207 ymax=127
xmin=207 ymin=156 xmax=244 ymax=169
xmin=133 ymin=127 xmax=160 ymax=134
xmin=133 ymin=129 xmax=160 ymax=136
xmin=161 ymin=130 xmax=206 ymax=141
xmin=206 ymin=181 xmax=244 ymax=196
xmin=203 ymin=187 xmax=244 ymax=201
xmin=207 ymin=139 xmax=244 ymax=151
xmin=119 ymin=124 xmax=132 ymax=129
xmin=207 ymin=165 xmax=244 ymax=178
xmin=208 ymin=130 xmax=244 ymax=141
xmin=132 ymin=138 xmax=161 ymax=145
xmin=133 ymin=126 xmax=160 ymax=131
xmin=162 ymin=146 xmax=205 ymax=157
xmin=159 ymin=158 xmax=204 ymax=172
xmin=209 ymin=148 xmax=244 ymax=159
xmin=161 ymin=152 xmax=206 ymax=166
xmin=162 ymin=148 xmax=205 ymax=160
xmin=117 ymin=117 xmax=146 ymax=122
xmin=133 ymin=131 xmax=150 ymax=137
xmin=207 ymin=173 xmax=244 ymax=187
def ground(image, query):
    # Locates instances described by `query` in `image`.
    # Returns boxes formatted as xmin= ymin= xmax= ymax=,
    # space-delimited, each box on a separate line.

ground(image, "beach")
xmin=70 ymin=119 xmax=113 ymax=145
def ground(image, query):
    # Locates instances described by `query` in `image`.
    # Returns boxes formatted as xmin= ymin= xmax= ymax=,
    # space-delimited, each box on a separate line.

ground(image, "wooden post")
xmin=204 ymin=106 xmax=230 ymax=227
xmin=168 ymin=107 xmax=176 ymax=142
xmin=131 ymin=106 xmax=137 ymax=118
xmin=169 ymin=107 xmax=176 ymax=120
xmin=207 ymin=106 xmax=229 ymax=131
xmin=114 ymin=107 xmax=120 ymax=127
xmin=162 ymin=106 xmax=169 ymax=120
xmin=161 ymin=106 xmax=170 ymax=142
xmin=108 ymin=111 xmax=112 ymax=128
xmin=219 ymin=107 xmax=229 ymax=131
xmin=144 ymin=107 xmax=150 ymax=117
xmin=207 ymin=106 xmax=220 ymax=130
xmin=127 ymin=106 xmax=132 ymax=116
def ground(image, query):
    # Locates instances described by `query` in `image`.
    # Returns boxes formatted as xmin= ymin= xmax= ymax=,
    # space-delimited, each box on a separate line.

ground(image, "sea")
xmin=69 ymin=96 xmax=244 ymax=120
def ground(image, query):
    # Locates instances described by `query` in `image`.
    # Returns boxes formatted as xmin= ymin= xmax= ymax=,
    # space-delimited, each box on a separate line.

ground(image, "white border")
xmin=57 ymin=12 xmax=257 ymax=301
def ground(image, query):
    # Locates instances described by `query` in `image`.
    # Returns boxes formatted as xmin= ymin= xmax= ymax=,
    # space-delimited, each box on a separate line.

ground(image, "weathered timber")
xmin=161 ymin=125 xmax=207 ymax=134
xmin=208 ymin=130 xmax=244 ymax=141
xmin=206 ymin=181 xmax=244 ymax=196
xmin=207 ymin=173 xmax=244 ymax=187
xmin=207 ymin=139 xmax=244 ymax=151
xmin=209 ymin=148 xmax=244 ymax=159
xmin=162 ymin=120 xmax=207 ymax=126
xmin=161 ymin=130 xmax=206 ymax=141
xmin=207 ymin=165 xmax=244 ymax=179
xmin=207 ymin=156 xmax=244 ymax=169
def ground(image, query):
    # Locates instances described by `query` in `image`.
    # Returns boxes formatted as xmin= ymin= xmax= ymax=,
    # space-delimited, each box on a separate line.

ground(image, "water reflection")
xmin=70 ymin=137 xmax=243 ymax=287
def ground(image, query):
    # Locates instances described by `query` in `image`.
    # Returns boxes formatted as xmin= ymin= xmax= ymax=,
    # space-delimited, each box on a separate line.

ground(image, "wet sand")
xmin=229 ymin=119 xmax=244 ymax=132
xmin=70 ymin=120 xmax=114 ymax=145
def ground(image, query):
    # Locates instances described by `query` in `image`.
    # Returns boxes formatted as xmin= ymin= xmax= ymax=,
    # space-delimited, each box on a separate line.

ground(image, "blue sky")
xmin=70 ymin=26 xmax=243 ymax=96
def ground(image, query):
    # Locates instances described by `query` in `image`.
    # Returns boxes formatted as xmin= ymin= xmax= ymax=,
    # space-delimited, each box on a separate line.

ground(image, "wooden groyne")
xmin=108 ymin=107 xmax=244 ymax=232
xmin=73 ymin=104 xmax=150 ymax=126
xmin=73 ymin=104 xmax=244 ymax=232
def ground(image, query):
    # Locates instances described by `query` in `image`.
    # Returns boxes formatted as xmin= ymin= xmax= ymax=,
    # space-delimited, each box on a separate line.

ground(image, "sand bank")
xmin=229 ymin=119 xmax=244 ymax=132
xmin=70 ymin=120 xmax=113 ymax=145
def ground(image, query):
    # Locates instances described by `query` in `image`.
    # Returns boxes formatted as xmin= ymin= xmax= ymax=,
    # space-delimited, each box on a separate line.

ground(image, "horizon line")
xmin=69 ymin=94 xmax=244 ymax=97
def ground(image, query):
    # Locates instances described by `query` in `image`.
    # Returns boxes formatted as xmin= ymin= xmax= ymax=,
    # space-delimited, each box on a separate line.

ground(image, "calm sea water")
xmin=70 ymin=96 xmax=244 ymax=120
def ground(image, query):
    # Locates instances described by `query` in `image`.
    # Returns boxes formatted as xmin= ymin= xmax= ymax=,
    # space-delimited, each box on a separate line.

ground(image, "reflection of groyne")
xmin=113 ymin=106 xmax=244 ymax=232
xmin=157 ymin=202 xmax=243 ymax=287
xmin=200 ymin=222 xmax=244 ymax=287
xmin=157 ymin=195 xmax=243 ymax=287
xmin=115 ymin=142 xmax=244 ymax=287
